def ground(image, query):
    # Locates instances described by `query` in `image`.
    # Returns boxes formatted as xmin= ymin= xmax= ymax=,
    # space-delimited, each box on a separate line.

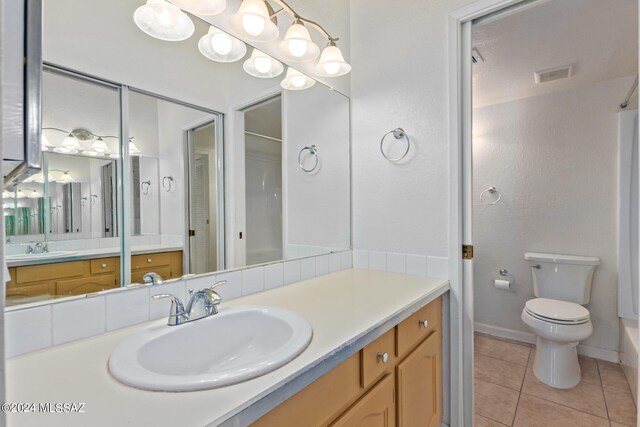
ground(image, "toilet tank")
xmin=524 ymin=252 xmax=600 ymax=304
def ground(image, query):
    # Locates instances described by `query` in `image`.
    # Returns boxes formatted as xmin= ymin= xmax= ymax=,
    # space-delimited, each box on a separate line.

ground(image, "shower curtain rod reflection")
xmin=244 ymin=131 xmax=282 ymax=142
xmin=620 ymin=75 xmax=638 ymax=109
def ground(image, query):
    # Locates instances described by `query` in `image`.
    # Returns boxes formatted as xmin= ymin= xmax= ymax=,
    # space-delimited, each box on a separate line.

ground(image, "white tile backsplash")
xmin=264 ymin=263 xmax=284 ymax=290
xmin=106 ymin=287 xmax=150 ymax=331
xmin=406 ymin=254 xmax=428 ymax=277
xmin=300 ymin=257 xmax=316 ymax=280
xmin=427 ymin=256 xmax=449 ymax=279
xmin=353 ymin=250 xmax=369 ymax=269
xmin=52 ymin=297 xmax=106 ymax=345
xmin=386 ymin=252 xmax=406 ymax=274
xmin=6 ymin=250 xmax=353 ymax=358
xmin=283 ymin=260 xmax=301 ymax=285
xmin=5 ymin=305 xmax=52 ymax=358
xmin=241 ymin=267 xmax=265 ymax=296
xmin=368 ymin=251 xmax=387 ymax=271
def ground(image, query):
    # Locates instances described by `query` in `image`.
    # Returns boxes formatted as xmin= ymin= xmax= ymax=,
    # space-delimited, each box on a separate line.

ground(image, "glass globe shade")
xmin=229 ymin=0 xmax=279 ymax=42
xmin=133 ymin=0 xmax=195 ymax=42
xmin=315 ymin=44 xmax=352 ymax=77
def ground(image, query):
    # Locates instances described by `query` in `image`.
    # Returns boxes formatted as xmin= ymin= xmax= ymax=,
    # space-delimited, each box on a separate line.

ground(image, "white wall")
xmin=350 ymin=0 xmax=474 ymax=257
xmin=283 ymin=85 xmax=351 ymax=251
xmin=473 ymin=76 xmax=635 ymax=352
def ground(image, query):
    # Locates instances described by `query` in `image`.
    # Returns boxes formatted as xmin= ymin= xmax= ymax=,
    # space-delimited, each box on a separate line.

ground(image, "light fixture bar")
xmin=270 ymin=0 xmax=339 ymax=42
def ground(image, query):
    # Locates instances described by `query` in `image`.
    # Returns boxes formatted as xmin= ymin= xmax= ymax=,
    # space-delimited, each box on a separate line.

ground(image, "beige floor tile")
xmin=598 ymin=360 xmax=632 ymax=392
xmin=579 ymin=356 xmax=601 ymax=386
xmin=604 ymin=386 xmax=638 ymax=426
xmin=475 ymin=353 xmax=527 ymax=390
xmin=475 ymin=335 xmax=531 ymax=366
xmin=520 ymin=364 xmax=608 ymax=418
xmin=474 ymin=413 xmax=509 ymax=426
xmin=513 ymin=394 xmax=609 ymax=427
xmin=475 ymin=378 xmax=519 ymax=426
xmin=611 ymin=422 xmax=634 ymax=427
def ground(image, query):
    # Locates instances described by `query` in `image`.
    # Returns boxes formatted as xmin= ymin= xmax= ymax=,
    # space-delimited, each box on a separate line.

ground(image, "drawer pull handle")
xmin=101 ymin=263 xmax=107 ymax=268
xmin=419 ymin=319 xmax=429 ymax=328
xmin=147 ymin=258 xmax=152 ymax=263
xmin=376 ymin=352 xmax=389 ymax=364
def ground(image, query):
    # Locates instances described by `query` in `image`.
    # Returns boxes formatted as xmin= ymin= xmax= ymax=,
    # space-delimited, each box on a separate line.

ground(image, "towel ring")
xmin=162 ymin=176 xmax=174 ymax=192
xmin=298 ymin=145 xmax=319 ymax=173
xmin=141 ymin=180 xmax=151 ymax=196
xmin=380 ymin=128 xmax=410 ymax=162
xmin=480 ymin=187 xmax=502 ymax=205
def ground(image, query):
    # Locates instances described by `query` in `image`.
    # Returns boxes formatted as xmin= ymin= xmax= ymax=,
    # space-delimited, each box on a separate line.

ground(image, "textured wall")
xmin=473 ymin=76 xmax=635 ymax=351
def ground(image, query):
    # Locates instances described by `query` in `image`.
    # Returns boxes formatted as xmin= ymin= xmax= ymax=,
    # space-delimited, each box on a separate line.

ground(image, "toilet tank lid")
xmin=524 ymin=252 xmax=600 ymax=266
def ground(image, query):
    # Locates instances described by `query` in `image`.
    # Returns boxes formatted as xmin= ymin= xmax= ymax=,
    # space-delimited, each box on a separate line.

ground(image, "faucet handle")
xmin=152 ymin=293 xmax=186 ymax=326
xmin=210 ymin=280 xmax=226 ymax=291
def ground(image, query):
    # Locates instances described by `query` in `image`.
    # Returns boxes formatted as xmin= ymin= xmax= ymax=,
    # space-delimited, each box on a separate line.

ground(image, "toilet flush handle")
xmin=532 ymin=264 xmax=541 ymax=269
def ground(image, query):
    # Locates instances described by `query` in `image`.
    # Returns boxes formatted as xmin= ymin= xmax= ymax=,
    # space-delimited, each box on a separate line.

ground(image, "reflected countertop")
xmin=6 ymin=269 xmax=449 ymax=427
xmin=6 ymin=245 xmax=184 ymax=268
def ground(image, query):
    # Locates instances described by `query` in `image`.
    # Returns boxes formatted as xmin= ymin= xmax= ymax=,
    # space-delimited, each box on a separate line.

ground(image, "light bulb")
xmin=254 ymin=56 xmax=272 ymax=74
xmin=211 ymin=32 xmax=232 ymax=55
xmin=288 ymin=39 xmax=307 ymax=58
xmin=323 ymin=62 xmax=341 ymax=76
xmin=242 ymin=14 xmax=264 ymax=36
xmin=291 ymin=75 xmax=306 ymax=88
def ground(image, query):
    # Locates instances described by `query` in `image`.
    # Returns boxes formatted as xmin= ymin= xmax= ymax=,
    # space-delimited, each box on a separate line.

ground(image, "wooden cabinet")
xmin=331 ymin=374 xmax=396 ymax=427
xmin=6 ymin=250 xmax=183 ymax=302
xmin=252 ymin=297 xmax=443 ymax=427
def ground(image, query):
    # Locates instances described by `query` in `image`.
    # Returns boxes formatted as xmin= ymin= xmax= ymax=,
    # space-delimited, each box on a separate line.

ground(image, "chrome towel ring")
xmin=298 ymin=145 xmax=319 ymax=173
xmin=141 ymin=180 xmax=151 ymax=196
xmin=480 ymin=186 xmax=502 ymax=205
xmin=162 ymin=176 xmax=174 ymax=192
xmin=380 ymin=128 xmax=410 ymax=162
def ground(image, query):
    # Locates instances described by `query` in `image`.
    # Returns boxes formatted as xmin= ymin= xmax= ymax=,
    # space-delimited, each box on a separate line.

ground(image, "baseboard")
xmin=474 ymin=322 xmax=619 ymax=363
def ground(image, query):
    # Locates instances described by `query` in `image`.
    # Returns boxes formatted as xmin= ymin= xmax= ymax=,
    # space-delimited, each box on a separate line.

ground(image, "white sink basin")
xmin=108 ymin=305 xmax=312 ymax=391
xmin=6 ymin=251 xmax=78 ymax=261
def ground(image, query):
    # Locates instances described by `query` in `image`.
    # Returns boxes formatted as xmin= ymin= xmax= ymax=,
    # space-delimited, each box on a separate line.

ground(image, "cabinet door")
xmin=56 ymin=274 xmax=118 ymax=296
xmin=331 ymin=374 xmax=395 ymax=427
xmin=396 ymin=331 xmax=441 ymax=427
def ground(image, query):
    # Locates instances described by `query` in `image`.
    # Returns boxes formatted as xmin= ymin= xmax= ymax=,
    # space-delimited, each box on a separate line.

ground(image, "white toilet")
xmin=521 ymin=252 xmax=600 ymax=389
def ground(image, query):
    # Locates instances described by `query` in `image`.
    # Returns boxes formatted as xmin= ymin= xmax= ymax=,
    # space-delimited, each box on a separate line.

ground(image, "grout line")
xmin=519 ymin=390 xmax=612 ymax=424
xmin=474 ymin=349 xmax=530 ymax=367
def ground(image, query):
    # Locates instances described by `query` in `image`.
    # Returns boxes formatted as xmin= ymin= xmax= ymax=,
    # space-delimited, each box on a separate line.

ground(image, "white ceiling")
xmin=472 ymin=0 xmax=638 ymax=107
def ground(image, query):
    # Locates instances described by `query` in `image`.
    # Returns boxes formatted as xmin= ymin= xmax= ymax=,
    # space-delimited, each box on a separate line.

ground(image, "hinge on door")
xmin=189 ymin=229 xmax=195 ymax=237
xmin=462 ymin=244 xmax=474 ymax=260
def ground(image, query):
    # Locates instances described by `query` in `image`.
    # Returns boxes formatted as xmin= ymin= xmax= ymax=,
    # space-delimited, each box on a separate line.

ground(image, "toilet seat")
xmin=525 ymin=298 xmax=590 ymax=325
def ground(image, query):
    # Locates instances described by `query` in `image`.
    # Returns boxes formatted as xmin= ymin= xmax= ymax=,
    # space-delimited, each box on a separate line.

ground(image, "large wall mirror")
xmin=3 ymin=0 xmax=351 ymax=307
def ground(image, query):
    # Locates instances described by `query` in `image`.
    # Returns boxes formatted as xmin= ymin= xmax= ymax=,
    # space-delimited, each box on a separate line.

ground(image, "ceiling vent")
xmin=471 ymin=48 xmax=484 ymax=64
xmin=534 ymin=64 xmax=574 ymax=84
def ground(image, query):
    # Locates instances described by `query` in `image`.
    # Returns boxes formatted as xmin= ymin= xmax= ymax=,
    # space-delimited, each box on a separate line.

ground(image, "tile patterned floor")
xmin=474 ymin=333 xmax=638 ymax=426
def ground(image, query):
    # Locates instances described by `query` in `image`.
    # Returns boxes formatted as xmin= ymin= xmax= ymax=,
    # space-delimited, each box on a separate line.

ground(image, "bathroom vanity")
xmin=6 ymin=269 xmax=448 ymax=427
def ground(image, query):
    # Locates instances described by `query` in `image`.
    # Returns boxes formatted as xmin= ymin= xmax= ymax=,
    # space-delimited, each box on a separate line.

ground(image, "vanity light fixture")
xmin=198 ymin=26 xmax=247 ymax=63
xmin=54 ymin=133 xmax=81 ymax=154
xmin=58 ymin=171 xmax=75 ymax=183
xmin=129 ymin=141 xmax=142 ymax=156
xmin=2 ymin=191 xmax=13 ymax=199
xmin=280 ymin=67 xmax=315 ymax=90
xmin=133 ymin=0 xmax=195 ymax=42
xmin=229 ymin=0 xmax=279 ymax=42
xmin=41 ymin=133 xmax=54 ymax=151
xmin=28 ymin=190 xmax=42 ymax=199
xmin=169 ymin=0 xmax=226 ymax=16
xmin=315 ymin=41 xmax=351 ymax=77
xmin=91 ymin=137 xmax=110 ymax=154
xmin=243 ymin=49 xmax=284 ymax=78
xmin=280 ymin=20 xmax=319 ymax=61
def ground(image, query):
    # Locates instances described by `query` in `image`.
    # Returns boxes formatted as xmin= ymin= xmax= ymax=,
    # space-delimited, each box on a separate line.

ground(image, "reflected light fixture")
xmin=169 ymin=0 xmax=226 ymax=16
xmin=229 ymin=0 xmax=279 ymax=42
xmin=133 ymin=0 xmax=195 ymax=42
xmin=315 ymin=41 xmax=351 ymax=77
xmin=243 ymin=49 xmax=283 ymax=78
xmin=280 ymin=20 xmax=319 ymax=61
xmin=41 ymin=133 xmax=54 ymax=151
xmin=280 ymin=67 xmax=315 ymax=91
xmin=28 ymin=190 xmax=41 ymax=199
xmin=59 ymin=171 xmax=75 ymax=183
xmin=198 ymin=26 xmax=246 ymax=63
xmin=54 ymin=134 xmax=81 ymax=154
xmin=129 ymin=142 xmax=142 ymax=156
xmin=92 ymin=137 xmax=110 ymax=154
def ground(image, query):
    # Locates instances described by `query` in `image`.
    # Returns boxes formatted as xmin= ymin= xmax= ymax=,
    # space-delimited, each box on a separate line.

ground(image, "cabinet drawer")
xmin=16 ymin=261 xmax=85 ymax=284
xmin=252 ymin=354 xmax=361 ymax=427
xmin=131 ymin=252 xmax=171 ymax=270
xmin=90 ymin=257 xmax=117 ymax=274
xmin=360 ymin=328 xmax=396 ymax=389
xmin=396 ymin=298 xmax=441 ymax=358
xmin=56 ymin=274 xmax=118 ymax=296
xmin=331 ymin=374 xmax=395 ymax=427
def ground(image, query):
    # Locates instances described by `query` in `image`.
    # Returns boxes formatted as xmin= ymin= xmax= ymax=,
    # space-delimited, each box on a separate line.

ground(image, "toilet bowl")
xmin=522 ymin=298 xmax=593 ymax=389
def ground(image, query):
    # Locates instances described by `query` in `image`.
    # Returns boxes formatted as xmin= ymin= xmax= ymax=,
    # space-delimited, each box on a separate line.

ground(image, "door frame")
xmin=448 ymin=1 xmax=528 ymax=425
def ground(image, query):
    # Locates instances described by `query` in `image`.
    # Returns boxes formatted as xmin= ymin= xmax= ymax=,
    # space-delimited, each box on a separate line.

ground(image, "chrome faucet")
xmin=26 ymin=242 xmax=48 ymax=254
xmin=142 ymin=272 xmax=163 ymax=285
xmin=152 ymin=280 xmax=225 ymax=326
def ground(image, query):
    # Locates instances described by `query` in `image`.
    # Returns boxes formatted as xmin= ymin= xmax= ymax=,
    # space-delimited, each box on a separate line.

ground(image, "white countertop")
xmin=6 ymin=245 xmax=183 ymax=268
xmin=6 ymin=269 xmax=449 ymax=427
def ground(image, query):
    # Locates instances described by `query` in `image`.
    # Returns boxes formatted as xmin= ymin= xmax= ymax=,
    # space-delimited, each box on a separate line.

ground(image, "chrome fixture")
xmin=152 ymin=280 xmax=226 ymax=326
xmin=142 ymin=272 xmax=163 ymax=285
xmin=298 ymin=145 xmax=319 ymax=173
xmin=380 ymin=128 xmax=410 ymax=162
xmin=42 ymin=127 xmax=141 ymax=158
xmin=26 ymin=242 xmax=49 ymax=254
xmin=620 ymin=75 xmax=638 ymax=109
xmin=479 ymin=186 xmax=502 ymax=205
xmin=499 ymin=269 xmax=509 ymax=276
